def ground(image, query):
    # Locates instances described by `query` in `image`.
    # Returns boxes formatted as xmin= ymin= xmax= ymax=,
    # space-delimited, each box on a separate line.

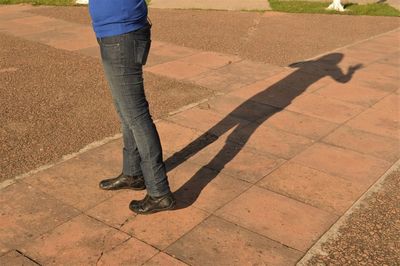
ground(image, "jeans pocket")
xmin=134 ymin=39 xmax=151 ymax=65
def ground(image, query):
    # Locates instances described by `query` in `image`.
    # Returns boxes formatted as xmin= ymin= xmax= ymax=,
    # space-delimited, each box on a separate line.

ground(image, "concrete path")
xmin=149 ymin=0 xmax=271 ymax=11
xmin=0 ymin=4 xmax=399 ymax=265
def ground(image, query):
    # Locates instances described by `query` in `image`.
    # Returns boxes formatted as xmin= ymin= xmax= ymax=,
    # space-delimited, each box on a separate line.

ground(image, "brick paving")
xmin=0 ymin=4 xmax=399 ymax=265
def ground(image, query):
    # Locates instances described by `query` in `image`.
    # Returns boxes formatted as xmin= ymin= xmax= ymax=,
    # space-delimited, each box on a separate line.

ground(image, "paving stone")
xmin=0 ymin=182 xmax=80 ymax=248
xmin=293 ymin=143 xmax=392 ymax=185
xmin=198 ymin=94 xmax=278 ymax=122
xmin=363 ymin=62 xmax=400 ymax=80
xmin=0 ymin=251 xmax=38 ymax=266
xmin=23 ymin=157 xmax=115 ymax=211
xmin=0 ymin=243 xmax=9 ymax=256
xmin=156 ymin=120 xmax=202 ymax=154
xmin=341 ymin=47 xmax=388 ymax=63
xmin=97 ymin=238 xmax=158 ymax=266
xmin=44 ymin=26 xmax=97 ymax=51
xmin=76 ymin=138 xmax=123 ymax=172
xmin=191 ymin=60 xmax=283 ymax=92
xmin=187 ymin=137 xmax=286 ymax=183
xmin=146 ymin=60 xmax=210 ymax=80
xmin=323 ymin=126 xmax=400 ymax=163
xmin=166 ymin=161 xmax=252 ymax=212
xmin=150 ymin=41 xmax=198 ymax=60
xmin=166 ymin=216 xmax=302 ymax=266
xmin=346 ymin=108 xmax=400 ymax=139
xmin=121 ymin=201 xmax=208 ymax=249
xmin=215 ymin=186 xmax=337 ymax=252
xmin=178 ymin=51 xmax=241 ymax=69
xmin=371 ymin=94 xmax=400 ymax=117
xmin=1 ymin=20 xmax=50 ymax=37
xmin=86 ymin=190 xmax=145 ymax=229
xmin=258 ymin=162 xmax=366 ymax=215
xmin=166 ymin=106 xmax=249 ymax=137
xmin=144 ymin=252 xmax=188 ymax=266
xmin=352 ymin=38 xmax=400 ymax=54
xmin=286 ymin=94 xmax=365 ymax=124
xmin=348 ymin=70 xmax=399 ymax=92
xmin=379 ymin=51 xmax=400 ymax=67
xmin=314 ymin=83 xmax=389 ymax=107
xmin=234 ymin=123 xmax=314 ymax=159
xmin=21 ymin=215 xmax=130 ymax=265
xmin=259 ymin=110 xmax=338 ymax=140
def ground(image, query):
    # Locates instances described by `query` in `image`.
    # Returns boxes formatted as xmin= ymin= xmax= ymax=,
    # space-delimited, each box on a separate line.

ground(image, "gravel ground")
xmin=0 ymin=33 xmax=212 ymax=182
xmin=307 ymin=168 xmax=400 ymax=265
xmin=28 ymin=6 xmax=400 ymax=66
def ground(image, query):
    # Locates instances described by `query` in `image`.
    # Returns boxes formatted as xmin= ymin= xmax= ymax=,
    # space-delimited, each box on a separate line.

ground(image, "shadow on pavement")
xmin=164 ymin=53 xmax=363 ymax=210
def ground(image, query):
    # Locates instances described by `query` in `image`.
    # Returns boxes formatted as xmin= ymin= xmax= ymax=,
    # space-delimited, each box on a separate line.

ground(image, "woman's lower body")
xmin=96 ymin=23 xmax=175 ymax=214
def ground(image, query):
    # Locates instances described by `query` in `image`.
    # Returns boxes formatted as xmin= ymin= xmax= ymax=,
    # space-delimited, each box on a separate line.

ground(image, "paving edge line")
xmin=297 ymin=158 xmax=400 ymax=265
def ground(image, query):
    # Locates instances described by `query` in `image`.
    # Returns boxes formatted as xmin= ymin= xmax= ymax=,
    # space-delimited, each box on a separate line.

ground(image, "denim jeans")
xmin=97 ymin=24 xmax=170 ymax=197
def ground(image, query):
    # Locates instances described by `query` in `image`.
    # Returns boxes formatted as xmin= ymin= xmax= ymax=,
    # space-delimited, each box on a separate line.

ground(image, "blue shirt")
xmin=89 ymin=0 xmax=148 ymax=38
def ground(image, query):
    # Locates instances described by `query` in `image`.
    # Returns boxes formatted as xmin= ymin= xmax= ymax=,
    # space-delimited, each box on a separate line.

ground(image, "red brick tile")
xmin=156 ymin=120 xmax=202 ymax=154
xmin=314 ymin=83 xmax=389 ymax=107
xmin=262 ymin=110 xmax=338 ymax=140
xmin=146 ymin=61 xmax=209 ymax=80
xmin=379 ymin=51 xmax=400 ymax=67
xmin=178 ymin=51 xmax=241 ymax=69
xmin=150 ymin=41 xmax=198 ymax=60
xmin=348 ymin=39 xmax=400 ymax=55
xmin=349 ymin=70 xmax=399 ymax=92
xmin=341 ymin=47 xmax=387 ymax=63
xmin=166 ymin=106 xmax=249 ymax=137
xmin=77 ymin=138 xmax=123 ymax=172
xmin=197 ymin=94 xmax=278 ymax=122
xmin=187 ymin=138 xmax=286 ymax=183
xmin=98 ymin=238 xmax=158 ymax=266
xmin=86 ymin=190 xmax=145 ymax=228
xmin=1 ymin=21 xmax=50 ymax=37
xmin=191 ymin=60 xmax=283 ymax=92
xmin=121 ymin=201 xmax=208 ymax=249
xmin=323 ymin=126 xmax=399 ymax=163
xmin=46 ymin=26 xmax=97 ymax=51
xmin=293 ymin=143 xmax=392 ymax=185
xmin=0 ymin=251 xmax=37 ymax=266
xmin=23 ymin=157 xmax=116 ymax=211
xmin=259 ymin=162 xmax=366 ymax=215
xmin=0 ymin=182 xmax=80 ymax=247
xmin=346 ymin=108 xmax=400 ymax=139
xmin=228 ymin=78 xmax=276 ymax=100
xmin=0 ymin=243 xmax=8 ymax=256
xmin=215 ymin=186 xmax=337 ymax=251
xmin=371 ymin=94 xmax=400 ymax=117
xmin=21 ymin=215 xmax=130 ymax=265
xmin=166 ymin=216 xmax=302 ymax=265
xmin=167 ymin=162 xmax=252 ymax=212
xmin=287 ymin=94 xmax=365 ymax=124
xmin=234 ymin=123 xmax=314 ymax=159
xmin=144 ymin=252 xmax=188 ymax=266
xmin=364 ymin=63 xmax=400 ymax=80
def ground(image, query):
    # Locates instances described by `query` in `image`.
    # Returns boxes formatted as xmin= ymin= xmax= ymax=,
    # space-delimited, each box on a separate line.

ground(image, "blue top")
xmin=89 ymin=0 xmax=148 ymax=38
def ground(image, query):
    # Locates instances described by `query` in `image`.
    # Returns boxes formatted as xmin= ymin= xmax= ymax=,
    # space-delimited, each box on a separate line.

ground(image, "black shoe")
xmin=129 ymin=192 xmax=176 ymax=215
xmin=99 ymin=173 xmax=146 ymax=191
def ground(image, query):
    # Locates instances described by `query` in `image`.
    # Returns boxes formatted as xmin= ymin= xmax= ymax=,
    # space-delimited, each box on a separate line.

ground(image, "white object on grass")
xmin=76 ymin=0 xmax=89 ymax=4
xmin=327 ymin=0 xmax=345 ymax=11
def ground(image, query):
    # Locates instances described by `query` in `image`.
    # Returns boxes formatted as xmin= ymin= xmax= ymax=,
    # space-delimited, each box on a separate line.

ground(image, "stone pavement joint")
xmin=0 ymin=4 xmax=399 ymax=265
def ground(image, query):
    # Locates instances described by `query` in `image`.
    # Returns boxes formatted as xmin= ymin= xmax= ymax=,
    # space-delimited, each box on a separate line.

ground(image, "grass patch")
xmin=269 ymin=0 xmax=400 ymax=16
xmin=0 ymin=0 xmax=75 ymax=5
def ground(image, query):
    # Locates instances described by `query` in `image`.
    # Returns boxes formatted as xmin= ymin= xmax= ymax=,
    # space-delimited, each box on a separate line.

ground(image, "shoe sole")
xmin=99 ymin=186 xmax=146 ymax=191
xmin=129 ymin=201 xmax=176 ymax=215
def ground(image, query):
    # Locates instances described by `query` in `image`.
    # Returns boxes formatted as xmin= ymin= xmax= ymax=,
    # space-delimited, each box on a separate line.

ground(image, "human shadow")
xmin=164 ymin=53 xmax=362 ymax=210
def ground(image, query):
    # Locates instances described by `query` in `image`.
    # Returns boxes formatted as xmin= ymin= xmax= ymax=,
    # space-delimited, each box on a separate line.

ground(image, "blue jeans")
xmin=97 ymin=24 xmax=170 ymax=197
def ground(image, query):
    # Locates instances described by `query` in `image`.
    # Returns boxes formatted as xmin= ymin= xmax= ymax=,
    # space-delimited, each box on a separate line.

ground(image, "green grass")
xmin=269 ymin=0 xmax=400 ymax=16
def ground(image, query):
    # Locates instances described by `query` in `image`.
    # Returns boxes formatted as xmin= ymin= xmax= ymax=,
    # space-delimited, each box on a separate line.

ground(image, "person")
xmin=88 ymin=0 xmax=175 ymax=214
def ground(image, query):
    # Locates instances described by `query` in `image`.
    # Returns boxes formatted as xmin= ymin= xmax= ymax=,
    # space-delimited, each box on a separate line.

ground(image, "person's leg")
xmin=98 ymin=25 xmax=172 ymax=204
